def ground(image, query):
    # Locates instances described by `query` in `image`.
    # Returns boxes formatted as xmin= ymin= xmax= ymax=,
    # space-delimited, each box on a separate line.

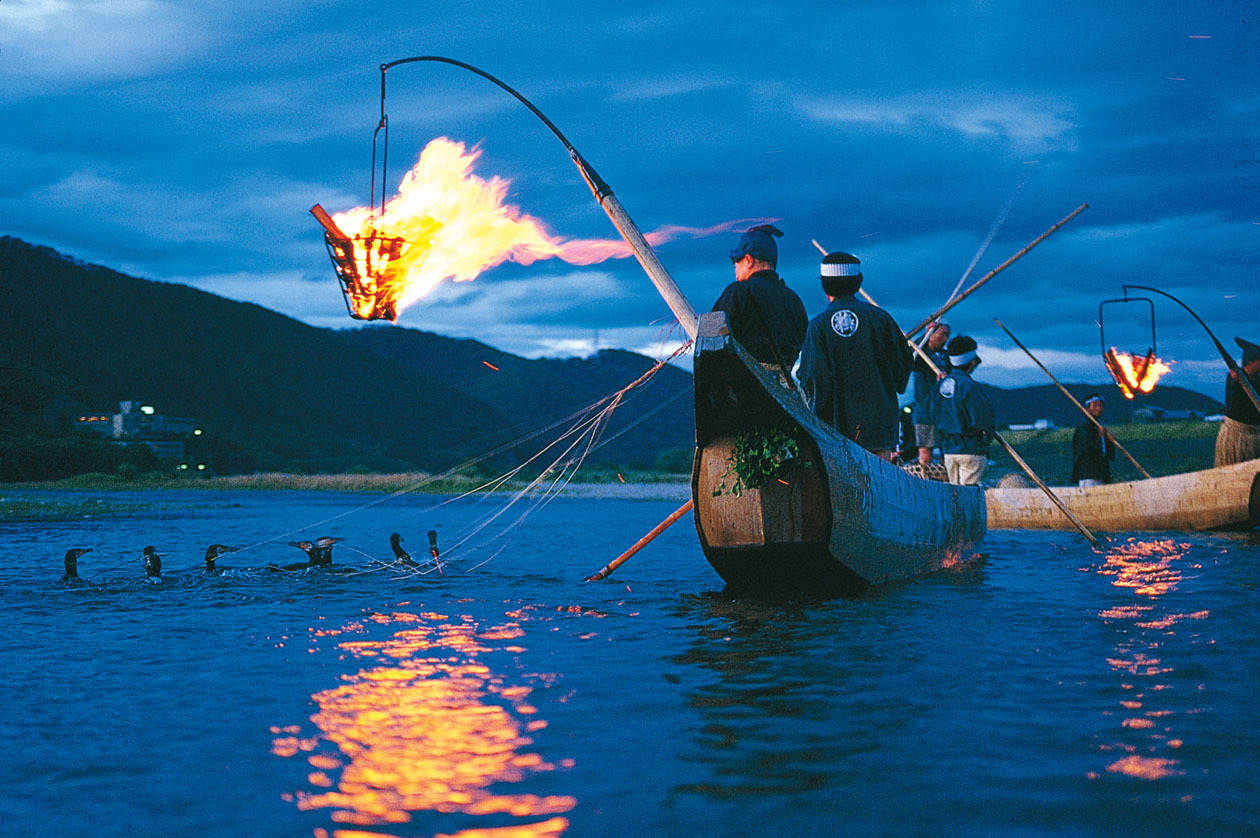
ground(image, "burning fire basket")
xmin=310 ymin=204 xmax=405 ymax=321
xmin=1099 ymin=294 xmax=1161 ymax=399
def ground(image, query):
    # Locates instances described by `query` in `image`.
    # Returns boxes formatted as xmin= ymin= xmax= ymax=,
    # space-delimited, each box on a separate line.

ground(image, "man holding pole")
xmin=912 ymin=320 xmax=951 ymax=465
xmin=713 ymin=225 xmax=808 ymax=375
xmin=1071 ymin=394 xmax=1116 ymax=486
xmin=933 ymin=336 xmax=995 ymax=485
xmin=798 ymin=252 xmax=912 ymax=460
xmin=1214 ymin=337 xmax=1260 ymax=466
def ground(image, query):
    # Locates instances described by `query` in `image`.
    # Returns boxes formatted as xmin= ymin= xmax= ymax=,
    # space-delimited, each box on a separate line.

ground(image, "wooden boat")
xmin=690 ymin=312 xmax=987 ymax=592
xmin=986 ymin=458 xmax=1260 ymax=532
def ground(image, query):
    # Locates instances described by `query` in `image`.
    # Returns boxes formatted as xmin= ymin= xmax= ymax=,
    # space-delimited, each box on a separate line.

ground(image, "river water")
xmin=2 ymin=487 xmax=1258 ymax=837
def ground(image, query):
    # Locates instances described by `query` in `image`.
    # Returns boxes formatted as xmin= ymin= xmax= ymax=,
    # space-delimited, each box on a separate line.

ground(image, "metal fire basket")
xmin=311 ymin=204 xmax=405 ymax=321
xmin=1098 ymin=294 xmax=1157 ymax=396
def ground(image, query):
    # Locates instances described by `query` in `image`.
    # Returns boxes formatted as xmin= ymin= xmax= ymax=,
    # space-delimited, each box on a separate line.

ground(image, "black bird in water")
xmin=389 ymin=532 xmax=417 ymax=566
xmin=203 ymin=544 xmax=238 ymax=572
xmin=60 ymin=547 xmax=91 ymax=582
xmin=281 ymin=537 xmax=345 ymax=570
xmin=142 ymin=546 xmax=162 ymax=579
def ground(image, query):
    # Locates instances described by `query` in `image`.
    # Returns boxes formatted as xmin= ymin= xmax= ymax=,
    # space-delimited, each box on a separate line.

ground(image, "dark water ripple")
xmin=1 ymin=490 xmax=1258 ymax=836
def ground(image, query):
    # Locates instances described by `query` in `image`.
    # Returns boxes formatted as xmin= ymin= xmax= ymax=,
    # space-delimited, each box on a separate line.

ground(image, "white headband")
xmin=949 ymin=350 xmax=977 ymax=366
xmin=821 ymin=262 xmax=861 ymax=277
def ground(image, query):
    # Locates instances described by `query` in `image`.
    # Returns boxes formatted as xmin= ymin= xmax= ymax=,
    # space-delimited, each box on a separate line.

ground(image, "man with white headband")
xmin=1071 ymin=393 xmax=1115 ymax=486
xmin=932 ymin=335 xmax=995 ymax=485
xmin=798 ymin=251 xmax=912 ymax=460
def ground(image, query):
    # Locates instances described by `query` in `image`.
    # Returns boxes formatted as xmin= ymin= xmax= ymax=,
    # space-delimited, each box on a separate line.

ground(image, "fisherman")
xmin=1214 ymin=337 xmax=1260 ymax=466
xmin=798 ymin=252 xmax=912 ymax=459
xmin=1070 ymin=393 xmax=1116 ymax=486
xmin=713 ymin=224 xmax=808 ymax=378
xmin=912 ymin=319 xmax=951 ymax=465
xmin=932 ymin=335 xmax=995 ymax=485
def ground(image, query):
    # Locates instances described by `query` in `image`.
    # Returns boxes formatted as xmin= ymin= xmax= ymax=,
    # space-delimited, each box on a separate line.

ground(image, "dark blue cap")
xmin=728 ymin=224 xmax=783 ymax=263
xmin=1237 ymin=337 xmax=1260 ymax=365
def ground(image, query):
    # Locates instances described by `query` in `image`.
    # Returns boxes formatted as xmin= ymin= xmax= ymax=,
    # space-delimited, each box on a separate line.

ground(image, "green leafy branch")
xmin=713 ymin=425 xmax=808 ymax=497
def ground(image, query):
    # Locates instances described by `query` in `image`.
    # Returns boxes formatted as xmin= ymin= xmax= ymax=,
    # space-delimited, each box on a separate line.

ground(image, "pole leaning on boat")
xmin=995 ymin=318 xmax=1152 ymax=480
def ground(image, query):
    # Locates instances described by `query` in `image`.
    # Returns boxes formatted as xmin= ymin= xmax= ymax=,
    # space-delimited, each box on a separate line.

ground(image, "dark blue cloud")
xmin=1 ymin=0 xmax=1254 ymax=399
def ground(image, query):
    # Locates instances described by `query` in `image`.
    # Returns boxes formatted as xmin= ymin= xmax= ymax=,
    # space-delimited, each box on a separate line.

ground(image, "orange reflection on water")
xmin=1096 ymin=539 xmax=1187 ymax=597
xmin=1093 ymin=539 xmax=1205 ymax=784
xmin=274 ymin=610 xmax=575 ymax=835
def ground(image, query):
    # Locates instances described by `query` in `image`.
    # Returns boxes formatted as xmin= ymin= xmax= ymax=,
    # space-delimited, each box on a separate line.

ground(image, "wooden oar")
xmin=904 ymin=203 xmax=1089 ymax=338
xmin=585 ymin=499 xmax=694 ymax=581
xmin=994 ymin=318 xmax=1152 ymax=480
xmin=811 ymin=240 xmax=1100 ymax=547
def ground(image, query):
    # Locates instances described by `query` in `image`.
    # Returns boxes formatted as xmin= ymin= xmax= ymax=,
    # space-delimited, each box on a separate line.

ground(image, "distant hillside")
xmin=0 ymin=237 xmax=693 ymax=475
xmin=982 ymin=382 xmax=1222 ymax=428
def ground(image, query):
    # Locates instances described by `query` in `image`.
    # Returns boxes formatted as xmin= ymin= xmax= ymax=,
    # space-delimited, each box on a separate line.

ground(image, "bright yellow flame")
xmin=326 ymin=137 xmax=773 ymax=321
xmin=1105 ymin=347 xmax=1171 ymax=399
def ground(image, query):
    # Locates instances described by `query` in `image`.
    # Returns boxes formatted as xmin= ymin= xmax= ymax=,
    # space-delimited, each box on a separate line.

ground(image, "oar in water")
xmin=585 ymin=499 xmax=694 ymax=581
xmin=811 ymin=240 xmax=1100 ymax=547
xmin=994 ymin=318 xmax=1151 ymax=480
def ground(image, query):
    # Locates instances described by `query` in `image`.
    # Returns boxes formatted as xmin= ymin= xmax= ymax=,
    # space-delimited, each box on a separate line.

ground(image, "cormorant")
xmin=60 ymin=547 xmax=91 ymax=582
xmin=142 ymin=546 xmax=162 ymax=578
xmin=203 ymin=544 xmax=237 ymax=572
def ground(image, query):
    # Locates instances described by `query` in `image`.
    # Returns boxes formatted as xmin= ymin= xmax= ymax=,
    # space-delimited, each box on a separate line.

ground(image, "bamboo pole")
xmin=585 ymin=499 xmax=694 ymax=581
xmin=812 ymin=239 xmax=1100 ymax=547
xmin=905 ymin=203 xmax=1089 ymax=338
xmin=994 ymin=318 xmax=1152 ymax=479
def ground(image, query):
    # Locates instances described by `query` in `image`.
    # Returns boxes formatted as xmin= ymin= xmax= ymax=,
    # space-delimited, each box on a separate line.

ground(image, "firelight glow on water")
xmin=3 ymin=489 xmax=1260 ymax=836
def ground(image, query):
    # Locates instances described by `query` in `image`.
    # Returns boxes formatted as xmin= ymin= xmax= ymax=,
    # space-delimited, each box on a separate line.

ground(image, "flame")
xmin=1104 ymin=347 xmax=1171 ymax=399
xmin=326 ymin=137 xmax=771 ymax=321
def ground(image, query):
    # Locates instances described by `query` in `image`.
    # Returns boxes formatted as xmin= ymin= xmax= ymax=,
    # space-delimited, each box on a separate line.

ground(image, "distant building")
xmin=1134 ymin=406 xmax=1203 ymax=423
xmin=74 ymin=400 xmax=200 ymax=460
xmin=1007 ymin=418 xmax=1056 ymax=431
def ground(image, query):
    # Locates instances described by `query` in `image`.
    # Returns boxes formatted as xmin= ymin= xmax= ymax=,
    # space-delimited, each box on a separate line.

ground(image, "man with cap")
xmin=713 ymin=224 xmax=808 ymax=376
xmin=798 ymin=252 xmax=912 ymax=460
xmin=1070 ymin=394 xmax=1116 ymax=486
xmin=932 ymin=335 xmax=995 ymax=485
xmin=1214 ymin=336 xmax=1260 ymax=466
xmin=911 ymin=319 xmax=951 ymax=465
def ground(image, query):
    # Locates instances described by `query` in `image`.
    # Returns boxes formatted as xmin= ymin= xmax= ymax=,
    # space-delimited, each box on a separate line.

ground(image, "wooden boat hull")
xmin=985 ymin=459 xmax=1260 ymax=532
xmin=691 ymin=313 xmax=986 ymax=592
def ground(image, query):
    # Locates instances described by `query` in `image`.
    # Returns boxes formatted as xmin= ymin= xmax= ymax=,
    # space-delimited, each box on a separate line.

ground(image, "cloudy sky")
xmin=1 ymin=1 xmax=1256 ymax=397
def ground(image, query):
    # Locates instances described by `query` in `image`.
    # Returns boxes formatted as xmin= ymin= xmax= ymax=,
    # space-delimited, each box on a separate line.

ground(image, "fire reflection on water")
xmin=271 ymin=610 xmax=574 ymax=837
xmin=1093 ymin=539 xmax=1205 ymax=783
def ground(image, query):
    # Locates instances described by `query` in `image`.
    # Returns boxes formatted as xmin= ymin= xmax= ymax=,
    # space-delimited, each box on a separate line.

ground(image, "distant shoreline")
xmin=0 ymin=471 xmax=693 ymax=520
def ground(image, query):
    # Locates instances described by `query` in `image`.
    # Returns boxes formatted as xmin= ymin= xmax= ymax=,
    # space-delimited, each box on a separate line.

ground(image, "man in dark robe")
xmin=1070 ymin=393 xmax=1116 ymax=486
xmin=798 ymin=252 xmax=912 ymax=459
xmin=712 ymin=224 xmax=808 ymax=375
xmin=1214 ymin=336 xmax=1260 ymax=466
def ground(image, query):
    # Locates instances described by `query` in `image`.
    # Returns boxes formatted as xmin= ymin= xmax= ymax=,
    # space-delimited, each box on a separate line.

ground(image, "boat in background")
xmin=690 ymin=312 xmax=986 ymax=592
xmin=985 ymin=459 xmax=1260 ymax=532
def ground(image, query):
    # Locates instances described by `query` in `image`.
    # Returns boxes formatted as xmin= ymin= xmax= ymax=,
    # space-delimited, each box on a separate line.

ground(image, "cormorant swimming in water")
xmin=279 ymin=537 xmax=344 ymax=570
xmin=142 ymin=545 xmax=162 ymax=578
xmin=312 ymin=535 xmax=343 ymax=566
xmin=203 ymin=544 xmax=237 ymax=572
xmin=61 ymin=547 xmax=91 ymax=582
xmin=389 ymin=532 xmax=416 ymax=566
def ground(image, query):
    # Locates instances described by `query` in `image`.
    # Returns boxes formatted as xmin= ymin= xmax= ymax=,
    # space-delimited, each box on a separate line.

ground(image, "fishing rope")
xmin=65 ymin=340 xmax=694 ymax=579
xmin=943 ymin=170 xmax=1032 ymax=305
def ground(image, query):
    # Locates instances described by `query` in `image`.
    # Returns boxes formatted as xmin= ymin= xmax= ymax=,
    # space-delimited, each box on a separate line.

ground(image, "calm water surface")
xmin=2 ymin=488 xmax=1258 ymax=837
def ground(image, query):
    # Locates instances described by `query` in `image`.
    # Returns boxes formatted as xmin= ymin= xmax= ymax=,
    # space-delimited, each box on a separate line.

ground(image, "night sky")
xmin=2 ymin=1 xmax=1256 ymax=397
